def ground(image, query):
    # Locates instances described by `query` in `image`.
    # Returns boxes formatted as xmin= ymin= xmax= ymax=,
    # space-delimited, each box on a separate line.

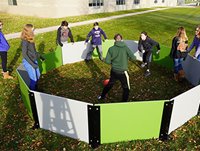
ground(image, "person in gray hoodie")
xmin=56 ymin=21 xmax=74 ymax=47
xmin=98 ymin=34 xmax=135 ymax=102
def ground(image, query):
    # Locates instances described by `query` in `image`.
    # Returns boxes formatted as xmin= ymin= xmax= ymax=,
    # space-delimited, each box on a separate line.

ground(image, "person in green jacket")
xmin=98 ymin=34 xmax=135 ymax=102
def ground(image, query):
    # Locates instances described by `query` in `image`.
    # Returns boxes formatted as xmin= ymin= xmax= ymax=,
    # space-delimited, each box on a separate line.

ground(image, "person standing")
xmin=56 ymin=20 xmax=74 ymax=47
xmin=21 ymin=24 xmax=45 ymax=90
xmin=138 ymin=31 xmax=160 ymax=77
xmin=170 ymin=27 xmax=188 ymax=81
xmin=0 ymin=20 xmax=13 ymax=79
xmin=187 ymin=25 xmax=200 ymax=61
xmin=98 ymin=34 xmax=135 ymax=102
xmin=85 ymin=22 xmax=107 ymax=62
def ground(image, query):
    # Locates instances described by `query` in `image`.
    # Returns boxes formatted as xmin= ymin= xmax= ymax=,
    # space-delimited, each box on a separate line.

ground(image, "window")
xmin=154 ymin=0 xmax=158 ymax=3
xmin=89 ymin=0 xmax=103 ymax=8
xmin=8 ymin=0 xmax=17 ymax=5
xmin=116 ymin=0 xmax=125 ymax=5
xmin=133 ymin=0 xmax=140 ymax=4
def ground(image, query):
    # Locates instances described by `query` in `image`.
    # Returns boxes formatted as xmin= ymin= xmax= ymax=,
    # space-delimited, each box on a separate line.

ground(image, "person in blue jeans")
xmin=0 ymin=20 xmax=13 ymax=79
xmin=85 ymin=22 xmax=107 ymax=62
xmin=21 ymin=24 xmax=45 ymax=90
xmin=170 ymin=27 xmax=188 ymax=81
xmin=187 ymin=25 xmax=200 ymax=61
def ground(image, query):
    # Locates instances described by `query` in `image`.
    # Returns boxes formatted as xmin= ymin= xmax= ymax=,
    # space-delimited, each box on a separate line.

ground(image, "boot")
xmin=178 ymin=70 xmax=185 ymax=79
xmin=3 ymin=71 xmax=13 ymax=79
xmin=174 ymin=73 xmax=179 ymax=82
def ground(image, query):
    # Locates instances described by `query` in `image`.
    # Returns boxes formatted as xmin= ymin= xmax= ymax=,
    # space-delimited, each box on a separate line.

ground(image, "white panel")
xmin=182 ymin=55 xmax=200 ymax=86
xmin=32 ymin=91 xmax=92 ymax=143
xmin=168 ymin=85 xmax=200 ymax=134
xmin=62 ymin=41 xmax=91 ymax=64
xmin=124 ymin=40 xmax=143 ymax=61
xmin=62 ymin=40 xmax=142 ymax=65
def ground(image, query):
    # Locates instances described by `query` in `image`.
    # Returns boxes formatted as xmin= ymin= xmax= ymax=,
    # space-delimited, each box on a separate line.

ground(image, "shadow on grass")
xmin=8 ymin=43 xmax=21 ymax=73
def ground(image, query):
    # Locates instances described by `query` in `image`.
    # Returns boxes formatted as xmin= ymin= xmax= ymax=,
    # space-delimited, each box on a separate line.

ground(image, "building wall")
xmin=0 ymin=0 xmax=177 ymax=18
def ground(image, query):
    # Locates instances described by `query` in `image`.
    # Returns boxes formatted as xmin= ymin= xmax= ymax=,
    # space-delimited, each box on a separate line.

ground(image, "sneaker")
xmin=84 ymin=59 xmax=90 ymax=63
xmin=144 ymin=70 xmax=151 ymax=77
xmin=141 ymin=63 xmax=146 ymax=68
xmin=97 ymin=95 xmax=105 ymax=100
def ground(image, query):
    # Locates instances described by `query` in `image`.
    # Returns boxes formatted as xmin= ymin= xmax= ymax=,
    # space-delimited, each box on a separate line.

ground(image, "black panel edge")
xmin=29 ymin=91 xmax=40 ymax=129
xmin=88 ymin=105 xmax=100 ymax=148
xmin=159 ymin=100 xmax=174 ymax=140
xmin=198 ymin=103 xmax=200 ymax=115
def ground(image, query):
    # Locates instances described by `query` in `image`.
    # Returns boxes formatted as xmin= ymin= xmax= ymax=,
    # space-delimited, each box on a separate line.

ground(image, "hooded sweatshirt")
xmin=105 ymin=41 xmax=135 ymax=72
xmin=187 ymin=36 xmax=200 ymax=58
xmin=0 ymin=30 xmax=10 ymax=52
xmin=85 ymin=27 xmax=107 ymax=45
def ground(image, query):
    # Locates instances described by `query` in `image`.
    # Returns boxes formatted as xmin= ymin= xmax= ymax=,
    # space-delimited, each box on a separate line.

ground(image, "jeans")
xmin=22 ymin=59 xmax=40 ymax=90
xmin=197 ymin=55 xmax=200 ymax=61
xmin=86 ymin=45 xmax=103 ymax=60
xmin=174 ymin=58 xmax=184 ymax=74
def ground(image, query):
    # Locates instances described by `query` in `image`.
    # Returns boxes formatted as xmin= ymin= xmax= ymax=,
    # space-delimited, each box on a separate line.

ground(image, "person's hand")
xmin=156 ymin=50 xmax=160 ymax=54
xmin=142 ymin=50 xmax=145 ymax=53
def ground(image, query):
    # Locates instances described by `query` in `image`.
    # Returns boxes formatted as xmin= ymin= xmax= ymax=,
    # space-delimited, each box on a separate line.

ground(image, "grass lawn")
xmin=38 ymin=60 xmax=193 ymax=104
xmin=0 ymin=7 xmax=200 ymax=150
xmin=0 ymin=8 xmax=153 ymax=34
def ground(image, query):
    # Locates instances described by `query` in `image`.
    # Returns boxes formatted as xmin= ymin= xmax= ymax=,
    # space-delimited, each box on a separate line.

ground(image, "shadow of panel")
xmin=16 ymin=64 xmax=33 ymax=119
xmin=33 ymin=91 xmax=93 ymax=143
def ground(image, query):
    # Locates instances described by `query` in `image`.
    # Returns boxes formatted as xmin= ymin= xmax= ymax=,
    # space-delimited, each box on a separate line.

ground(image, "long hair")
xmin=196 ymin=25 xmax=200 ymax=38
xmin=176 ymin=27 xmax=188 ymax=42
xmin=21 ymin=24 xmax=34 ymax=43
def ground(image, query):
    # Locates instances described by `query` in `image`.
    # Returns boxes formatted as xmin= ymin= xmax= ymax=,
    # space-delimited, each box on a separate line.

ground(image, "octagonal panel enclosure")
xmin=17 ymin=40 xmax=200 ymax=147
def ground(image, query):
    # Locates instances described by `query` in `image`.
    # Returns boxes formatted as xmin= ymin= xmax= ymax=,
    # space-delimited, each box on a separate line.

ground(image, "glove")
xmin=142 ymin=50 xmax=145 ymax=53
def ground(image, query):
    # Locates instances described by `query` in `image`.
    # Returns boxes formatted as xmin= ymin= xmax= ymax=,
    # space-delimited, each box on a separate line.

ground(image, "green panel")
xmin=38 ymin=46 xmax=63 ymax=74
xmin=92 ymin=40 xmax=115 ymax=58
xmin=98 ymin=101 xmax=165 ymax=144
xmin=152 ymin=45 xmax=173 ymax=69
xmin=16 ymin=71 xmax=33 ymax=119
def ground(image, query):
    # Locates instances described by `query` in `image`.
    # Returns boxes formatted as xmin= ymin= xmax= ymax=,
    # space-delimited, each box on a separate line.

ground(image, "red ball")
xmin=103 ymin=79 xmax=110 ymax=86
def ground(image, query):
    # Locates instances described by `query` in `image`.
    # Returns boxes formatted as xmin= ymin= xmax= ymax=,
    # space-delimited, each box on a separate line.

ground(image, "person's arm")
xmin=85 ymin=30 xmax=93 ymax=43
xmin=138 ymin=40 xmax=143 ymax=52
xmin=170 ymin=37 xmax=176 ymax=58
xmin=68 ymin=28 xmax=74 ymax=43
xmin=22 ymin=41 xmax=38 ymax=68
xmin=56 ymin=27 xmax=63 ymax=47
xmin=100 ymin=29 xmax=107 ymax=40
xmin=105 ymin=48 xmax=112 ymax=64
xmin=187 ymin=37 xmax=195 ymax=52
xmin=126 ymin=46 xmax=135 ymax=61
xmin=149 ymin=38 xmax=160 ymax=51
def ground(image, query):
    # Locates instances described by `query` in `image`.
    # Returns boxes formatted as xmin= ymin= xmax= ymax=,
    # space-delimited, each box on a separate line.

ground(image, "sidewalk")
xmin=5 ymin=7 xmax=169 ymax=40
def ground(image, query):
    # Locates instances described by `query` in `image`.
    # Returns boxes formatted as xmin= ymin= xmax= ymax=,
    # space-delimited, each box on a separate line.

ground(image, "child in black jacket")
xmin=138 ymin=31 xmax=160 ymax=77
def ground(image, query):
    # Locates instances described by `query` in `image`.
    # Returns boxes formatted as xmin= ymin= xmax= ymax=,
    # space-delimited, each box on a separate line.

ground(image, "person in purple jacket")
xmin=0 ymin=20 xmax=13 ymax=79
xmin=187 ymin=25 xmax=200 ymax=61
xmin=85 ymin=22 xmax=107 ymax=62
